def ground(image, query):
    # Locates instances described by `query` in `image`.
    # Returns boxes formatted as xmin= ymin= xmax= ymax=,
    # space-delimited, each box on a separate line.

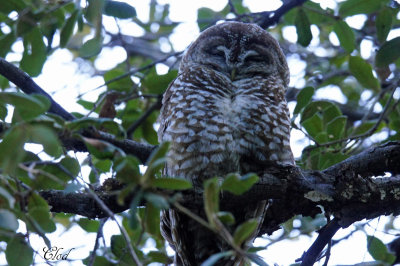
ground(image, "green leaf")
xmin=147 ymin=251 xmax=171 ymax=264
xmin=301 ymin=101 xmax=342 ymax=124
xmin=0 ymin=103 xmax=7 ymax=120
xmin=6 ymin=235 xmax=34 ymax=266
xmin=144 ymin=202 xmax=160 ymax=236
xmin=60 ymin=10 xmax=79 ymax=47
xmin=322 ymin=105 xmax=342 ymax=125
xmin=143 ymin=192 xmax=169 ymax=209
xmin=94 ymin=159 xmax=112 ymax=172
xmin=367 ymin=235 xmax=396 ymax=264
xmin=60 ymin=157 xmax=80 ymax=178
xmin=0 ymin=92 xmax=50 ymax=121
xmin=301 ymin=113 xmax=323 ymax=139
xmin=84 ymin=138 xmax=125 ymax=160
xmin=326 ymin=116 xmax=347 ymax=140
xmin=303 ymin=2 xmax=335 ymax=24
xmin=333 ymin=21 xmax=355 ymax=53
xmin=82 ymin=255 xmax=113 ymax=266
xmin=129 ymin=190 xmax=143 ymax=230
xmin=295 ymin=8 xmax=312 ymax=47
xmin=142 ymin=69 xmax=178 ymax=94
xmin=0 ymin=210 xmax=18 ymax=231
xmin=30 ymin=125 xmax=62 ymax=157
xmin=16 ymin=12 xmax=37 ymax=36
xmin=376 ymin=8 xmax=393 ymax=43
xmin=197 ymin=8 xmax=218 ymax=31
xmin=204 ymin=177 xmax=220 ymax=225
xmin=0 ymin=33 xmax=17 ymax=58
xmin=221 ymin=173 xmax=259 ymax=195
xmin=104 ymin=68 xmax=134 ymax=92
xmin=77 ymin=218 xmax=100 ymax=232
xmin=315 ymin=131 xmax=328 ymax=144
xmin=28 ymin=194 xmax=56 ymax=233
xmin=0 ymin=126 xmax=27 ymax=174
xmin=145 ymin=141 xmax=169 ymax=171
xmin=339 ymin=0 xmax=388 ymax=17
xmin=104 ymin=0 xmax=136 ymax=19
xmin=114 ymin=156 xmax=141 ymax=184
xmin=153 ymin=177 xmax=192 ymax=190
xmin=79 ymin=37 xmax=103 ymax=58
xmin=294 ymin=87 xmax=314 ymax=114
xmin=110 ymin=235 xmax=135 ymax=265
xmin=233 ymin=219 xmax=258 ymax=246
xmin=0 ymin=0 xmax=26 ymax=14
xmin=375 ymin=37 xmax=400 ymax=67
xmin=20 ymin=27 xmax=46 ymax=77
xmin=77 ymin=99 xmax=95 ymax=110
xmin=66 ymin=117 xmax=124 ymax=136
xmin=349 ymin=56 xmax=379 ymax=91
xmin=0 ymin=187 xmax=15 ymax=208
xmin=247 ymin=253 xmax=269 ymax=266
xmin=28 ymin=207 xmax=56 ymax=233
xmin=201 ymin=251 xmax=234 ymax=266
xmin=217 ymin=211 xmax=235 ymax=225
xmin=319 ymin=152 xmax=349 ymax=169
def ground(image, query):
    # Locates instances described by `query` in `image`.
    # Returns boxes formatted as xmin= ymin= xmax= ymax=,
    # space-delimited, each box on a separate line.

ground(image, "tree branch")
xmin=297 ymin=219 xmax=341 ymax=266
xmin=40 ymin=142 xmax=400 ymax=236
xmin=0 ymin=57 xmax=155 ymax=164
xmin=234 ymin=0 xmax=309 ymax=28
xmin=0 ymin=57 xmax=75 ymax=121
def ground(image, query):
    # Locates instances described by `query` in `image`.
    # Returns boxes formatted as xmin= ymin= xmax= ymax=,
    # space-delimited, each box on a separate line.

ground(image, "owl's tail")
xmin=160 ymin=200 xmax=267 ymax=265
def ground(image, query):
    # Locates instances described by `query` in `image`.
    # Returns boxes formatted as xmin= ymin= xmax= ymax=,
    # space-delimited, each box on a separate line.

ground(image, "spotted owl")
xmin=158 ymin=21 xmax=294 ymax=265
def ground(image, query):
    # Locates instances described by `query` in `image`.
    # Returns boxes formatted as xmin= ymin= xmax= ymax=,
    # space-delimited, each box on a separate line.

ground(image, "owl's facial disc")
xmin=195 ymin=37 xmax=276 ymax=81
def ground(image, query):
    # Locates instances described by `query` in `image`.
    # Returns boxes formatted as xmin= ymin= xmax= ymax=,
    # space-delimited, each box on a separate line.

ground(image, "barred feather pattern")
xmin=158 ymin=22 xmax=294 ymax=265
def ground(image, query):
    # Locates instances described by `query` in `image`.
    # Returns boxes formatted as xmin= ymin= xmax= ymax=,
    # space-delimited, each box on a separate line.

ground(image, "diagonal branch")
xmin=234 ymin=0 xmax=309 ymax=28
xmin=297 ymin=219 xmax=341 ymax=266
xmin=127 ymin=97 xmax=162 ymax=138
xmin=0 ymin=57 xmax=155 ymax=164
xmin=0 ymin=57 xmax=75 ymax=121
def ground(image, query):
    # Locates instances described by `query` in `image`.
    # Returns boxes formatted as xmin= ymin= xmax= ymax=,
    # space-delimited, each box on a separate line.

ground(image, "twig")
xmin=88 ymin=218 xmax=107 ymax=266
xmin=304 ymin=78 xmax=400 ymax=149
xmin=85 ymin=187 xmax=143 ymax=266
xmin=297 ymin=219 xmax=341 ymax=266
xmin=91 ymin=51 xmax=183 ymax=92
xmin=228 ymin=0 xmax=239 ymax=15
xmin=322 ymin=235 xmax=332 ymax=266
xmin=234 ymin=0 xmax=309 ymax=28
xmin=127 ymin=98 xmax=162 ymax=137
xmin=173 ymin=202 xmax=215 ymax=232
xmin=116 ymin=93 xmax=161 ymax=104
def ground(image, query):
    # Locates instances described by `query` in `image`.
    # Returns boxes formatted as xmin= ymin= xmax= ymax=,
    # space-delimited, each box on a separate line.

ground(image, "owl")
xmin=158 ymin=21 xmax=294 ymax=265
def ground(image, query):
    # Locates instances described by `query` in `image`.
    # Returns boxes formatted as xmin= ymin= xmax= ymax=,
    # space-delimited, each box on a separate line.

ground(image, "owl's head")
xmin=180 ymin=21 xmax=289 ymax=87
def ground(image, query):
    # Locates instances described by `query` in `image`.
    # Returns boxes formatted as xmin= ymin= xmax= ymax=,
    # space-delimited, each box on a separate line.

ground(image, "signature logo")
xmin=43 ymin=246 xmax=75 ymax=261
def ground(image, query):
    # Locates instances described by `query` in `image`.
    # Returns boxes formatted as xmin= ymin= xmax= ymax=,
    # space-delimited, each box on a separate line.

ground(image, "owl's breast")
xmin=160 ymin=68 xmax=293 ymax=184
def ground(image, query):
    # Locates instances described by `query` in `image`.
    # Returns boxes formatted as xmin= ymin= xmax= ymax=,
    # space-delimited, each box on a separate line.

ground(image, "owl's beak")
xmin=230 ymin=67 xmax=237 ymax=81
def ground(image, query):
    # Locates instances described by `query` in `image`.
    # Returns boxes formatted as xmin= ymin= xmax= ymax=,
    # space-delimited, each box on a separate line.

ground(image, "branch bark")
xmin=40 ymin=142 xmax=400 ymax=237
xmin=0 ymin=57 xmax=156 ymax=164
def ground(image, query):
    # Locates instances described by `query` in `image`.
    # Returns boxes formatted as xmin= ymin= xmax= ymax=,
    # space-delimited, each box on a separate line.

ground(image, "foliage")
xmin=0 ymin=0 xmax=399 ymax=265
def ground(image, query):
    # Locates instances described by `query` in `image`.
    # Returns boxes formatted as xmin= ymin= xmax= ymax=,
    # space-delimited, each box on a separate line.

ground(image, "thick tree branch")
xmin=40 ymin=142 xmax=400 ymax=236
